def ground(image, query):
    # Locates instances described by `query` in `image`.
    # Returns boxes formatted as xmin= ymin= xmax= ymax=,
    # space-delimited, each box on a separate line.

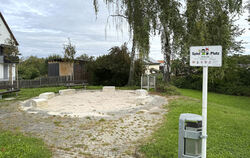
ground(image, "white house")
xmin=0 ymin=12 xmax=19 ymax=82
xmin=144 ymin=57 xmax=161 ymax=75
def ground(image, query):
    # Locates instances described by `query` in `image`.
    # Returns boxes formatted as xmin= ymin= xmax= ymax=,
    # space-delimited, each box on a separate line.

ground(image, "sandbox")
xmin=20 ymin=88 xmax=166 ymax=118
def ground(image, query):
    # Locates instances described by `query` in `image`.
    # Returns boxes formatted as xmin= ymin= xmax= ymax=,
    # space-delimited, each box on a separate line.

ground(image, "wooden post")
xmin=147 ymin=75 xmax=149 ymax=91
xmin=9 ymin=64 xmax=13 ymax=90
xmin=141 ymin=75 xmax=143 ymax=89
xmin=16 ymin=64 xmax=19 ymax=89
xmin=154 ymin=76 xmax=156 ymax=89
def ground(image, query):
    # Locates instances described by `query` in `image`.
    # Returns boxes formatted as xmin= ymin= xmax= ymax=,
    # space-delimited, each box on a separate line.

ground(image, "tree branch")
xmin=110 ymin=14 xmax=128 ymax=19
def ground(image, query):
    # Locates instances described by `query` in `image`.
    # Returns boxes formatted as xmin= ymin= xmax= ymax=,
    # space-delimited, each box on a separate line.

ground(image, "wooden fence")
xmin=0 ymin=76 xmax=87 ymax=89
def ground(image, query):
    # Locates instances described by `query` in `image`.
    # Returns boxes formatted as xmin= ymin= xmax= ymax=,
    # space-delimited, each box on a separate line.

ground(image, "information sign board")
xmin=190 ymin=46 xmax=222 ymax=67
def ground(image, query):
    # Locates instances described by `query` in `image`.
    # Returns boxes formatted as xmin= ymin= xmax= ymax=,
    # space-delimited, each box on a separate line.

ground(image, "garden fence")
xmin=0 ymin=76 xmax=87 ymax=89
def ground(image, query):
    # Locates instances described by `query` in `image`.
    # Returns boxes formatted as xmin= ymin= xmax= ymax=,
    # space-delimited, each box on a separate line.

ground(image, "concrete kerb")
xmin=135 ymin=89 xmax=148 ymax=97
xmin=59 ymin=89 xmax=76 ymax=95
xmin=22 ymin=89 xmax=77 ymax=108
xmin=102 ymin=86 xmax=116 ymax=93
xmin=30 ymin=98 xmax=48 ymax=108
xmin=39 ymin=92 xmax=55 ymax=99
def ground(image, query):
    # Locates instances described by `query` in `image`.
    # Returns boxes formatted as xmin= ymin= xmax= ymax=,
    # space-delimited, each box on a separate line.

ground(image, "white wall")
xmin=0 ymin=16 xmax=11 ymax=45
xmin=145 ymin=64 xmax=160 ymax=75
xmin=0 ymin=15 xmax=17 ymax=82
xmin=12 ymin=64 xmax=16 ymax=80
xmin=0 ymin=63 xmax=3 ymax=80
xmin=0 ymin=63 xmax=16 ymax=81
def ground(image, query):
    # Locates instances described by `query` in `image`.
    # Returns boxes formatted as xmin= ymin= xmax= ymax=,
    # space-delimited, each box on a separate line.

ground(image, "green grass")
xmin=1 ymin=86 xmax=103 ymax=101
xmin=86 ymin=86 xmax=103 ymax=90
xmin=1 ymin=85 xmax=142 ymax=101
xmin=117 ymin=86 xmax=140 ymax=90
xmin=0 ymin=131 xmax=52 ymax=158
xmin=140 ymin=89 xmax=250 ymax=158
xmin=0 ymin=86 xmax=67 ymax=101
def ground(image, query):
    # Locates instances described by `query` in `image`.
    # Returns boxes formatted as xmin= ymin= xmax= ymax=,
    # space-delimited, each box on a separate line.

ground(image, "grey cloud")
xmin=0 ymin=0 xmax=249 ymax=60
xmin=0 ymin=0 xmax=133 ymax=58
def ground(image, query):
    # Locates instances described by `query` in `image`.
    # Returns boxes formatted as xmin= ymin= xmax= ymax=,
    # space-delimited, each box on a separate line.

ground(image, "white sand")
xmin=34 ymin=90 xmax=152 ymax=118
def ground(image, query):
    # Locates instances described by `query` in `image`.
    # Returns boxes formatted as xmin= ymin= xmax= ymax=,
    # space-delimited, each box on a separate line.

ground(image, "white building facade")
xmin=0 ymin=12 xmax=18 ymax=81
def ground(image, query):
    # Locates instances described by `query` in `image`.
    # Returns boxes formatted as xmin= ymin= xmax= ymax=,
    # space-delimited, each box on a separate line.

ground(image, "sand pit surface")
xmin=2 ymin=90 xmax=169 ymax=157
xmin=44 ymin=90 xmax=150 ymax=117
xmin=21 ymin=90 xmax=163 ymax=119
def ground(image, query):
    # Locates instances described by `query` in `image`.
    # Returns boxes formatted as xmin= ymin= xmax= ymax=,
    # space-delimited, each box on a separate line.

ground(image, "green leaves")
xmin=63 ymin=38 xmax=76 ymax=61
xmin=93 ymin=0 xmax=244 ymax=84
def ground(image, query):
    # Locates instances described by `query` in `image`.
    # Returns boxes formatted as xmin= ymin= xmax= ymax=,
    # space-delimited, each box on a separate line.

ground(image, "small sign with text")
xmin=190 ymin=46 xmax=222 ymax=67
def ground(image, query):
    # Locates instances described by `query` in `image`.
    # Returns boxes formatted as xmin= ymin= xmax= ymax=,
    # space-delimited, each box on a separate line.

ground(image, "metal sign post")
xmin=190 ymin=45 xmax=222 ymax=158
xmin=201 ymin=66 xmax=208 ymax=158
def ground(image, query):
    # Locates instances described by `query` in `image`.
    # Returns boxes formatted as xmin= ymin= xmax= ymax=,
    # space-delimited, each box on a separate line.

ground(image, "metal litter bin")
xmin=178 ymin=113 xmax=202 ymax=158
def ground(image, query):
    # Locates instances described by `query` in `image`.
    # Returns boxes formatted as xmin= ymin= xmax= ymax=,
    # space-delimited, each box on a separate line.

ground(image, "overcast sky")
xmin=0 ymin=0 xmax=249 ymax=60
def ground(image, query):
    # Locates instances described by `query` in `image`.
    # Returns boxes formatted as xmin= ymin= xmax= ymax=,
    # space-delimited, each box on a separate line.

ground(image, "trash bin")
xmin=178 ymin=113 xmax=202 ymax=158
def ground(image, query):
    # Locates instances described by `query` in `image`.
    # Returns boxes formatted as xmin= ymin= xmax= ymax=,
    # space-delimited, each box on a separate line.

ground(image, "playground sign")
xmin=190 ymin=46 xmax=222 ymax=67
xmin=190 ymin=45 xmax=222 ymax=158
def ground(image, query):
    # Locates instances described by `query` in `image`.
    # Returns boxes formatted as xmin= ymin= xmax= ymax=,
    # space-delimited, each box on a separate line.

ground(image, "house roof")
xmin=0 ymin=12 xmax=19 ymax=46
xmin=48 ymin=58 xmax=86 ymax=63
xmin=158 ymin=60 xmax=164 ymax=64
xmin=145 ymin=57 xmax=160 ymax=65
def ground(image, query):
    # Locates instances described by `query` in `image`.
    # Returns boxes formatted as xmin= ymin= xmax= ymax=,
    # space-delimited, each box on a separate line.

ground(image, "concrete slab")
xmin=39 ymin=92 xmax=55 ymax=99
xmin=4 ymin=97 xmax=16 ymax=101
xmin=30 ymin=98 xmax=48 ymax=108
xmin=103 ymin=86 xmax=116 ymax=92
xmin=59 ymin=89 xmax=76 ymax=95
xmin=135 ymin=89 xmax=148 ymax=97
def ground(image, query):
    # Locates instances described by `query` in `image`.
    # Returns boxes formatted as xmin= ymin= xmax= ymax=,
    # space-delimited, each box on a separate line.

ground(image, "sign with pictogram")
xmin=190 ymin=46 xmax=222 ymax=67
xmin=189 ymin=45 xmax=222 ymax=158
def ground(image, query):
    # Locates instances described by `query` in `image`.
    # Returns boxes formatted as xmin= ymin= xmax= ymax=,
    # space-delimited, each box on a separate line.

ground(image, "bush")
xmin=156 ymin=82 xmax=180 ymax=95
xmin=171 ymin=55 xmax=250 ymax=96
xmin=91 ymin=44 xmax=144 ymax=86
xmin=18 ymin=56 xmax=47 ymax=79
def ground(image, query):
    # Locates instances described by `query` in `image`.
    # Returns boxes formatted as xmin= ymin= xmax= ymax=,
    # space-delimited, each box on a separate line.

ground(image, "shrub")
xmin=156 ymin=82 xmax=180 ymax=95
xmin=92 ymin=44 xmax=144 ymax=86
xmin=171 ymin=55 xmax=250 ymax=96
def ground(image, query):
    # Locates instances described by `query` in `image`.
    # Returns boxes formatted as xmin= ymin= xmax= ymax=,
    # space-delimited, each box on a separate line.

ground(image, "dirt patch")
xmin=0 ymin=90 xmax=168 ymax=158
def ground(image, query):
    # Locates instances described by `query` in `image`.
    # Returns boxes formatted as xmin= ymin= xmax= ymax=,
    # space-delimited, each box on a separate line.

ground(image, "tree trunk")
xmin=162 ymin=26 xmax=171 ymax=83
xmin=127 ymin=37 xmax=136 ymax=86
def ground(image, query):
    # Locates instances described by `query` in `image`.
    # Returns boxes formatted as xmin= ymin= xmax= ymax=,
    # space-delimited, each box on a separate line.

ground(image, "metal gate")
xmin=141 ymin=75 xmax=156 ymax=90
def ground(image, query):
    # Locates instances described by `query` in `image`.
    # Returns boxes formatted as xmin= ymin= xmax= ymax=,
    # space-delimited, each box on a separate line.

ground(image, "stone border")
xmin=102 ymin=86 xmax=116 ymax=92
xmin=21 ymin=88 xmax=152 ymax=115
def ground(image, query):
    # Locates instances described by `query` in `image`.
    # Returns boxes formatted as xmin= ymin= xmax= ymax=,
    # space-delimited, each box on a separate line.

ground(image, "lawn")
xmin=0 ymin=131 xmax=52 ymax=158
xmin=1 ymin=85 xmax=140 ymax=101
xmin=140 ymin=89 xmax=250 ymax=158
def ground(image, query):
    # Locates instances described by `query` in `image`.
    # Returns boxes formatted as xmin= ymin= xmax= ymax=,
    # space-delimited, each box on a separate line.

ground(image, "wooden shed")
xmin=48 ymin=59 xmax=87 ymax=81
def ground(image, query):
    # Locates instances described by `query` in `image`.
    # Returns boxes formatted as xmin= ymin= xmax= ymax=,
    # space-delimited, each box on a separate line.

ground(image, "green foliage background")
xmin=91 ymin=44 xmax=144 ymax=86
xmin=171 ymin=55 xmax=250 ymax=96
xmin=17 ymin=44 xmax=144 ymax=87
